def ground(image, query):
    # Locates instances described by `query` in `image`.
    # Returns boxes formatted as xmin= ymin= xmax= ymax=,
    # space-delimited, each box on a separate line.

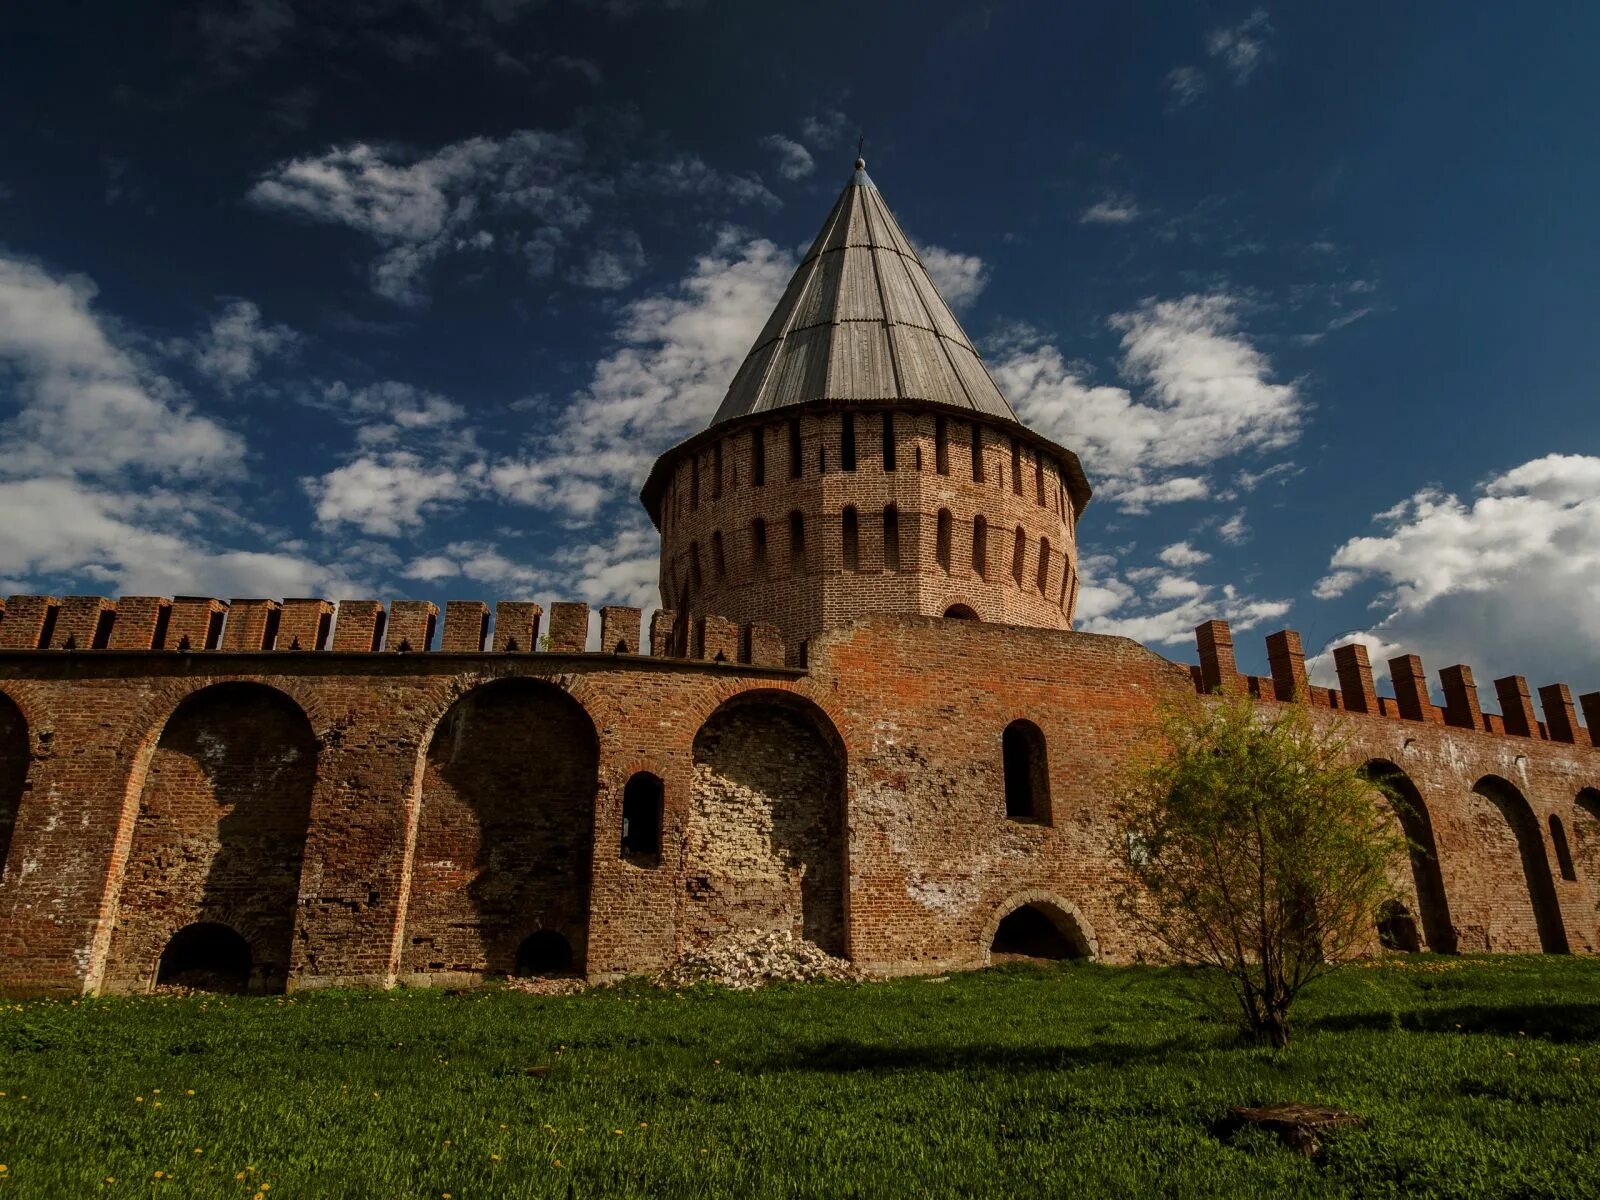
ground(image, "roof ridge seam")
xmin=860 ymin=198 xmax=907 ymax=401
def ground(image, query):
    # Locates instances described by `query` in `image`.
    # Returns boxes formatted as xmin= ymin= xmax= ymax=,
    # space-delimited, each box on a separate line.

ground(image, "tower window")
xmin=883 ymin=505 xmax=900 ymax=572
xmin=752 ymin=518 xmax=768 ymax=573
xmin=621 ymin=772 xmax=664 ymax=862
xmin=936 ymin=509 xmax=952 ymax=572
xmin=711 ymin=531 xmax=725 ymax=581
xmin=789 ymin=419 xmax=803 ymax=479
xmin=690 ymin=455 xmax=701 ymax=510
xmin=882 ymin=413 xmax=897 ymax=471
xmin=1037 ymin=538 xmax=1051 ymax=594
xmin=1002 ymin=720 xmax=1050 ymax=823
xmin=713 ymin=441 xmax=724 ymax=500
xmin=841 ymin=413 xmax=857 ymax=472
xmin=972 ymin=516 xmax=988 ymax=578
xmin=752 ymin=426 xmax=766 ymax=487
xmin=935 ymin=416 xmax=949 ymax=475
xmin=1010 ymin=438 xmax=1022 ymax=496
xmin=789 ymin=510 xmax=806 ymax=572
xmin=1034 ymin=453 xmax=1044 ymax=506
xmin=842 ymin=506 xmax=859 ymax=571
xmin=970 ymin=422 xmax=984 ymax=482
xmin=1012 ymin=527 xmax=1026 ymax=585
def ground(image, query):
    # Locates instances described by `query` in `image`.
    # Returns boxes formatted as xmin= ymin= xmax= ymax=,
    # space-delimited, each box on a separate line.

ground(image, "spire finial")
xmin=856 ymin=134 xmax=866 ymax=171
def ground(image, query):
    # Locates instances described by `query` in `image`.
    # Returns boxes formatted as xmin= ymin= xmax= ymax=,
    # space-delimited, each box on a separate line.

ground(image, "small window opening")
xmin=1011 ymin=527 xmax=1026 ymax=585
xmin=621 ymin=772 xmax=664 ymax=863
xmin=882 ymin=505 xmax=900 ymax=572
xmin=944 ymin=604 xmax=978 ymax=619
xmin=841 ymin=413 xmax=857 ymax=471
xmin=1010 ymin=438 xmax=1023 ymax=495
xmin=1002 ymin=719 xmax=1050 ymax=822
xmin=157 ymin=922 xmax=252 ymax=993
xmin=1034 ymin=453 xmax=1045 ymax=506
xmin=752 ymin=518 xmax=768 ymax=574
xmin=690 ymin=455 xmax=700 ymax=510
xmin=514 ymin=931 xmax=574 ymax=977
xmin=789 ymin=510 xmax=806 ymax=572
xmin=752 ymin=426 xmax=766 ymax=486
xmin=970 ymin=422 xmax=984 ymax=481
xmin=882 ymin=413 xmax=897 ymax=471
xmin=935 ymin=415 xmax=949 ymax=475
xmin=842 ymin=506 xmax=859 ymax=571
xmin=936 ymin=509 xmax=952 ymax=572
xmin=1376 ymin=901 xmax=1422 ymax=953
xmin=788 ymin=419 xmax=803 ymax=479
xmin=1552 ymin=814 xmax=1577 ymax=880
xmin=712 ymin=441 xmax=724 ymax=500
xmin=1037 ymin=538 xmax=1051 ymax=594
xmin=710 ymin=531 xmax=725 ymax=581
xmin=972 ymin=516 xmax=988 ymax=578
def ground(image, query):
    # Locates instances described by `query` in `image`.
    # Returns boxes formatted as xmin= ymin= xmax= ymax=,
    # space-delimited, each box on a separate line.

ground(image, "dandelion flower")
xmin=185 ymin=1090 xmax=195 ymax=1096
xmin=490 ymin=1154 xmax=500 ymax=1162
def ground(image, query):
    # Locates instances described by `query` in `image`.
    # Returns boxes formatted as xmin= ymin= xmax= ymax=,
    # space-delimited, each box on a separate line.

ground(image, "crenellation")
xmin=698 ymin=614 xmax=738 ymax=662
xmin=1440 ymin=664 xmax=1484 ymax=730
xmin=220 ymin=599 xmax=282 ymax=651
xmin=1194 ymin=620 xmax=1240 ymax=696
xmin=600 ymin=605 xmax=642 ymax=654
xmin=545 ymin=603 xmax=589 ymax=652
xmin=386 ymin=600 xmax=438 ymax=653
xmin=1580 ymin=693 xmax=1600 ymax=749
xmin=1334 ymin=643 xmax=1379 ymax=714
xmin=1540 ymin=684 xmax=1580 ymax=745
xmin=48 ymin=595 xmax=115 ymax=650
xmin=1388 ymin=654 xmax=1434 ymax=722
xmin=492 ymin=601 xmax=541 ymax=653
xmin=441 ymin=601 xmax=490 ymax=653
xmin=1495 ymin=675 xmax=1539 ymax=738
xmin=331 ymin=600 xmax=386 ymax=652
xmin=166 ymin=597 xmax=227 ymax=652
xmin=1265 ymin=629 xmax=1308 ymax=702
xmin=107 ymin=596 xmax=171 ymax=649
xmin=277 ymin=599 xmax=334 ymax=651
xmin=0 ymin=595 xmax=60 ymax=649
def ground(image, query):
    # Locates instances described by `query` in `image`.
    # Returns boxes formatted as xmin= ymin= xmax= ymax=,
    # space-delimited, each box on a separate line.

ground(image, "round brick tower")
xmin=641 ymin=158 xmax=1092 ymax=659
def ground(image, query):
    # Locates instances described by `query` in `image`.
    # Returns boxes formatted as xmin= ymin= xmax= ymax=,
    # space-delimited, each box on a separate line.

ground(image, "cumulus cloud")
xmin=760 ymin=134 xmax=815 ymax=181
xmin=186 ymin=298 xmax=298 ymax=387
xmin=491 ymin=228 xmax=792 ymax=518
xmin=1080 ymin=196 xmax=1141 ymax=225
xmin=919 ymin=245 xmax=989 ymax=310
xmin=991 ymin=293 xmax=1303 ymax=512
xmin=1310 ymin=454 xmax=1600 ymax=691
xmin=305 ymin=451 xmax=486 ymax=537
xmin=1159 ymin=541 xmax=1211 ymax=568
xmin=1208 ymin=9 xmax=1273 ymax=83
xmin=567 ymin=229 xmax=646 ymax=291
xmin=0 ymin=255 xmax=243 ymax=479
xmin=1075 ymin=551 xmax=1289 ymax=647
xmin=799 ymin=109 xmax=851 ymax=152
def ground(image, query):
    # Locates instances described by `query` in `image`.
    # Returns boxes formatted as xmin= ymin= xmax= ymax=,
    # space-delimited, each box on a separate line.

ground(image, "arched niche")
xmin=943 ymin=604 xmax=979 ymax=621
xmin=985 ymin=894 xmax=1097 ymax=964
xmin=687 ymin=691 xmax=847 ymax=955
xmin=1363 ymin=761 xmax=1456 ymax=953
xmin=104 ymin=683 xmax=317 ymax=994
xmin=0 ymin=691 xmax=29 ymax=878
xmin=156 ymin=922 xmax=252 ymax=992
xmin=402 ymin=678 xmax=598 ymax=980
xmin=1470 ymin=775 xmax=1568 ymax=954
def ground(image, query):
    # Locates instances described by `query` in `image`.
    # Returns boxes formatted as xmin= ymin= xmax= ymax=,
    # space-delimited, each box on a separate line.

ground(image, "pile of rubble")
xmin=504 ymin=974 xmax=590 ymax=996
xmin=657 ymin=929 xmax=862 ymax=990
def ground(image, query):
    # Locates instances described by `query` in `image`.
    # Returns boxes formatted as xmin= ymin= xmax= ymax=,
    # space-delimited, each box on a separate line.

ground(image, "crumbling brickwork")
xmin=0 ymin=597 xmax=1597 ymax=998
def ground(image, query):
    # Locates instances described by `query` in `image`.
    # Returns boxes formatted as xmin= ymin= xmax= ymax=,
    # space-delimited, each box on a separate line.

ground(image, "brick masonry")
xmin=0 ymin=597 xmax=1597 ymax=997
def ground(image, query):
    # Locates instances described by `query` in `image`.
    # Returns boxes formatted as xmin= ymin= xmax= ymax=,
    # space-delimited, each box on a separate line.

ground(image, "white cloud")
xmin=760 ymin=134 xmax=815 ymax=181
xmin=0 ymin=255 xmax=243 ymax=480
xmin=1217 ymin=509 xmax=1250 ymax=545
xmin=799 ymin=109 xmax=851 ymax=151
xmin=1075 ymin=551 xmax=1289 ymax=647
xmin=992 ymin=293 xmax=1303 ymax=511
xmin=1159 ymin=541 xmax=1211 ymax=568
xmin=1312 ymin=454 xmax=1600 ymax=692
xmin=567 ymin=228 xmax=646 ymax=291
xmin=1079 ymin=196 xmax=1141 ymax=225
xmin=491 ymin=228 xmax=792 ymax=518
xmin=1207 ymin=9 xmax=1273 ymax=84
xmin=188 ymin=298 xmax=299 ymax=387
xmin=1165 ymin=65 xmax=1208 ymax=107
xmin=1305 ymin=630 xmax=1406 ymax=690
xmin=919 ymin=245 xmax=988 ymax=310
xmin=305 ymin=451 xmax=485 ymax=536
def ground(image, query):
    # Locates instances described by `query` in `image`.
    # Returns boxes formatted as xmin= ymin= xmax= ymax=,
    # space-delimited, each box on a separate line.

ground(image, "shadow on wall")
xmin=405 ymin=678 xmax=598 ymax=978
xmin=0 ymin=693 xmax=27 ymax=875
xmin=689 ymin=693 xmax=846 ymax=955
xmin=112 ymin=683 xmax=317 ymax=993
xmin=1364 ymin=760 xmax=1456 ymax=954
xmin=1474 ymin=775 xmax=1569 ymax=955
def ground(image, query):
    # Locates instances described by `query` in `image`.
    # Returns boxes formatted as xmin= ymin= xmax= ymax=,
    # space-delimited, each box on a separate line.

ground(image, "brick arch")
xmin=686 ymin=688 xmax=848 ymax=956
xmin=1363 ymin=760 xmax=1455 ymax=953
xmin=396 ymin=676 xmax=599 ymax=981
xmin=100 ymin=682 xmax=319 ymax=994
xmin=981 ymin=890 xmax=1099 ymax=963
xmin=1471 ymin=774 xmax=1568 ymax=954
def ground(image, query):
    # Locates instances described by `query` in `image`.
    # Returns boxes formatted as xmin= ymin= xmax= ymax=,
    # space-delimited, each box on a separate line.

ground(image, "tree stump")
xmin=1228 ymin=1103 xmax=1363 ymax=1156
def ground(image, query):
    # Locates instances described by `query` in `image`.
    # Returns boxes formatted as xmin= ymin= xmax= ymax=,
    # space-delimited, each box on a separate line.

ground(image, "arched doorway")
xmin=1471 ymin=775 xmax=1567 ymax=954
xmin=403 ymin=679 xmax=598 ymax=979
xmin=688 ymin=692 xmax=846 ymax=955
xmin=0 ymin=692 xmax=28 ymax=877
xmin=1363 ymin=761 xmax=1455 ymax=953
xmin=514 ymin=930 xmax=575 ymax=977
xmin=1376 ymin=901 xmax=1421 ymax=953
xmin=156 ymin=922 xmax=252 ymax=992
xmin=943 ymin=604 xmax=979 ymax=620
xmin=986 ymin=897 xmax=1095 ymax=964
xmin=104 ymin=683 xmax=317 ymax=994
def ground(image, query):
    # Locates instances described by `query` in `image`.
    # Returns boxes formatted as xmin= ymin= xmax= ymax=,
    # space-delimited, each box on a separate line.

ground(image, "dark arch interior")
xmin=156 ymin=922 xmax=252 ymax=992
xmin=991 ymin=905 xmax=1086 ymax=962
xmin=1002 ymin=720 xmax=1049 ymax=822
xmin=1364 ymin=761 xmax=1456 ymax=953
xmin=943 ymin=604 xmax=979 ymax=620
xmin=1475 ymin=775 xmax=1568 ymax=954
xmin=621 ymin=771 xmax=664 ymax=863
xmin=0 ymin=693 xmax=27 ymax=873
xmin=1376 ymin=900 xmax=1421 ymax=953
xmin=515 ymin=931 xmax=574 ymax=977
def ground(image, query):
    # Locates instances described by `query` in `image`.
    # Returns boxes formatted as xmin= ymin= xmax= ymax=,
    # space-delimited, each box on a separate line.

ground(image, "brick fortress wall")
xmin=0 ymin=590 xmax=1597 ymax=996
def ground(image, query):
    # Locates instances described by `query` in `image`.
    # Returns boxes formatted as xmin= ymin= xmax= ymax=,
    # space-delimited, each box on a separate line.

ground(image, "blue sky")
xmin=2 ymin=1 xmax=1598 ymax=699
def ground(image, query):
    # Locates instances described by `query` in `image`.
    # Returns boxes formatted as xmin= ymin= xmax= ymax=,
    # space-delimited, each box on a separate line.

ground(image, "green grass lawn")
xmin=2 ymin=957 xmax=1599 ymax=1198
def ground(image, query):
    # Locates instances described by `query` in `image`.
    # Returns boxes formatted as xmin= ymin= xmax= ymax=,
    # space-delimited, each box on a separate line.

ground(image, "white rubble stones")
xmin=657 ymin=929 xmax=862 ymax=989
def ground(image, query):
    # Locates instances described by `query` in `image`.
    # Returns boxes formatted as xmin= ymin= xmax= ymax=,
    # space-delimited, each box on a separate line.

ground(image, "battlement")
xmin=0 ymin=594 xmax=791 ymax=669
xmin=1188 ymin=619 xmax=1600 ymax=750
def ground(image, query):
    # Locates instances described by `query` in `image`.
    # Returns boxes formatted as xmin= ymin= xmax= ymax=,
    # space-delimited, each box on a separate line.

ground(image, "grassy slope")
xmin=1 ymin=958 xmax=1598 ymax=1198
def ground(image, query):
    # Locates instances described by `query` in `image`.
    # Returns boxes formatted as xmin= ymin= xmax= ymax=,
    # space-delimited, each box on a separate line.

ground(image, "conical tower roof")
xmin=708 ymin=159 xmax=1021 ymax=428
